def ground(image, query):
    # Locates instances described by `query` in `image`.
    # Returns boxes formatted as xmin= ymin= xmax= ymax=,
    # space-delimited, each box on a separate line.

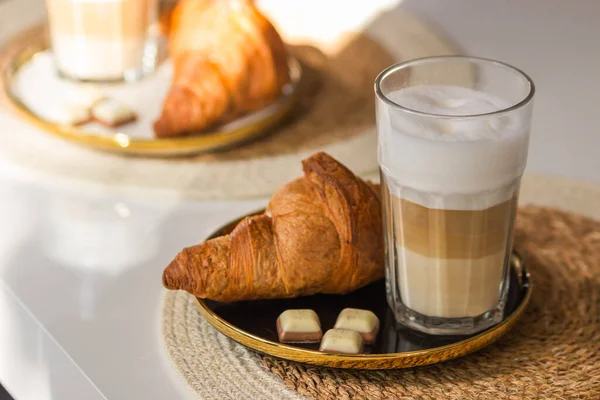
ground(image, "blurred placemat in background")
xmin=0 ymin=0 xmax=459 ymax=199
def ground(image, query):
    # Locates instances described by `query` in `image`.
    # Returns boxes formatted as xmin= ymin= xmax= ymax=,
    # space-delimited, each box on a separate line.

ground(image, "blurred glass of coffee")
xmin=45 ymin=0 xmax=160 ymax=82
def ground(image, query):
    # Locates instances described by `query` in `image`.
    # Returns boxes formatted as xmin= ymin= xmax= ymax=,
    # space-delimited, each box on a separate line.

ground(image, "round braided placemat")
xmin=162 ymin=290 xmax=303 ymax=400
xmin=261 ymin=206 xmax=600 ymax=399
xmin=161 ymin=176 xmax=600 ymax=399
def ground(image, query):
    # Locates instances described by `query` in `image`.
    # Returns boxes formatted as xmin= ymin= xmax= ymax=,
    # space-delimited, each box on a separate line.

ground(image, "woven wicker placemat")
xmin=261 ymin=206 xmax=600 ymax=399
xmin=161 ymin=176 xmax=600 ymax=400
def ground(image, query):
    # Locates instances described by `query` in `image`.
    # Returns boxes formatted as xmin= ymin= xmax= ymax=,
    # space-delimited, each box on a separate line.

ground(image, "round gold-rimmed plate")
xmin=0 ymin=29 xmax=302 ymax=156
xmin=194 ymin=212 xmax=532 ymax=370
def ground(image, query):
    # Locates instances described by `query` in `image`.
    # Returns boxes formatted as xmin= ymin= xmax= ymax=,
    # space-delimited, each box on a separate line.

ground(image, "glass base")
xmin=56 ymin=67 xmax=147 ymax=84
xmin=52 ymin=36 xmax=161 ymax=84
xmin=388 ymin=299 xmax=505 ymax=335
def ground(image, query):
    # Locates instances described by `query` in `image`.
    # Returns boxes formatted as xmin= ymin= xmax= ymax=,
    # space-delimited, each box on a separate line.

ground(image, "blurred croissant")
xmin=154 ymin=0 xmax=291 ymax=137
xmin=162 ymin=152 xmax=384 ymax=302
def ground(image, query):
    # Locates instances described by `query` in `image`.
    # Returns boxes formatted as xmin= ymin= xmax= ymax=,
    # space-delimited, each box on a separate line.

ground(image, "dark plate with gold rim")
xmin=194 ymin=212 xmax=531 ymax=370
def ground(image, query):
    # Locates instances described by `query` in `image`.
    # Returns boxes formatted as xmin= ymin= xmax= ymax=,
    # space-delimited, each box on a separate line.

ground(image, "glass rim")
xmin=374 ymin=55 xmax=535 ymax=119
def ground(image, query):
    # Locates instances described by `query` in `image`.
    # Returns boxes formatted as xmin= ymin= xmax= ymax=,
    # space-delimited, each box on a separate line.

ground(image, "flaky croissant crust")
xmin=162 ymin=152 xmax=384 ymax=302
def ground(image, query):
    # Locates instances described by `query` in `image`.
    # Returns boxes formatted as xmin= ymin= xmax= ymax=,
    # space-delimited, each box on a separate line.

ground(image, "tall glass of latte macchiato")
xmin=45 ymin=0 xmax=160 ymax=82
xmin=375 ymin=56 xmax=535 ymax=335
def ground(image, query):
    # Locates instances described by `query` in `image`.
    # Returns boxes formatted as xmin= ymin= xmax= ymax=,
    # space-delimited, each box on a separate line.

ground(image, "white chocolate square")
xmin=319 ymin=329 xmax=364 ymax=354
xmin=92 ymin=99 xmax=136 ymax=127
xmin=278 ymin=309 xmax=321 ymax=333
xmin=334 ymin=308 xmax=379 ymax=333
xmin=55 ymin=104 xmax=91 ymax=126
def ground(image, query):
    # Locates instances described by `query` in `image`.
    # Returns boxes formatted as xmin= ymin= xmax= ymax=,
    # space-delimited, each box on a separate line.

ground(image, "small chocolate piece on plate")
xmin=334 ymin=308 xmax=380 ymax=344
xmin=92 ymin=99 xmax=137 ymax=128
xmin=277 ymin=309 xmax=323 ymax=343
xmin=55 ymin=104 xmax=92 ymax=126
xmin=319 ymin=329 xmax=364 ymax=354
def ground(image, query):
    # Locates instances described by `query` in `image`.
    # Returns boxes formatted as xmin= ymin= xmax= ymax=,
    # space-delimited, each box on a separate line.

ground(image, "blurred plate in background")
xmin=1 ymin=30 xmax=302 ymax=157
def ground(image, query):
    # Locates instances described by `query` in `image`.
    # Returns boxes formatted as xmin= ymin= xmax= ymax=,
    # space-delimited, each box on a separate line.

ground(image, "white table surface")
xmin=1 ymin=1 xmax=599 ymax=399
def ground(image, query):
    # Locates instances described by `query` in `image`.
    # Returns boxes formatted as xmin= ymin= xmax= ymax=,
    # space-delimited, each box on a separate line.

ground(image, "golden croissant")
xmin=154 ymin=0 xmax=291 ymax=137
xmin=162 ymin=152 xmax=384 ymax=302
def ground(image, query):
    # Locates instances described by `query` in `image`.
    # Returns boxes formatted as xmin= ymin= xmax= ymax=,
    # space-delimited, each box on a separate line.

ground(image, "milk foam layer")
xmin=378 ymin=85 xmax=530 ymax=206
